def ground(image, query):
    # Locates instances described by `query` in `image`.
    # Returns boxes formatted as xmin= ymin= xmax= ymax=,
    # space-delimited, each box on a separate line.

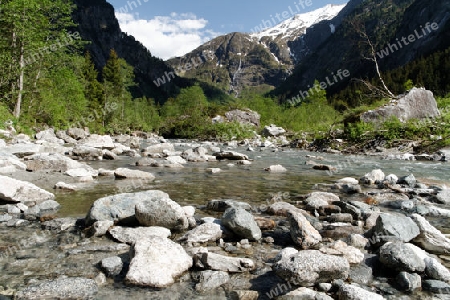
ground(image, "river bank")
xmin=1 ymin=128 xmax=450 ymax=299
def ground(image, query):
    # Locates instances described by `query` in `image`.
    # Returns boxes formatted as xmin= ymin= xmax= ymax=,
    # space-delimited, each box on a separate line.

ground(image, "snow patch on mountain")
xmin=250 ymin=4 xmax=346 ymax=41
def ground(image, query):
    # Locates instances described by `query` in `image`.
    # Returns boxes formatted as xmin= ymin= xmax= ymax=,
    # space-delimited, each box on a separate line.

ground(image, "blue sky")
xmin=108 ymin=0 xmax=348 ymax=60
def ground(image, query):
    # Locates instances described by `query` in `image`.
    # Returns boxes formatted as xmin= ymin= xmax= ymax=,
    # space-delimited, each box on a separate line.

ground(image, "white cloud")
xmin=116 ymin=12 xmax=220 ymax=60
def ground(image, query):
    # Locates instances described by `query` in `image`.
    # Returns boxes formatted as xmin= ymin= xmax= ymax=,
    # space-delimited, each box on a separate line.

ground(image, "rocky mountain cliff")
xmin=72 ymin=0 xmax=190 ymax=103
xmin=273 ymin=0 xmax=450 ymax=101
xmin=166 ymin=4 xmax=345 ymax=97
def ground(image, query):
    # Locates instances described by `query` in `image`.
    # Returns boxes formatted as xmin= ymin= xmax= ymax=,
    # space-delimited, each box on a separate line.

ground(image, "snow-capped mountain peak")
xmin=250 ymin=3 xmax=346 ymax=40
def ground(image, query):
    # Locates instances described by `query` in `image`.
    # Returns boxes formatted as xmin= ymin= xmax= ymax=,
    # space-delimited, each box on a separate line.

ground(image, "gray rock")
xmin=144 ymin=143 xmax=175 ymax=154
xmin=102 ymin=150 xmax=117 ymax=160
xmin=85 ymin=190 xmax=170 ymax=226
xmin=2 ymin=143 xmax=42 ymax=158
xmin=262 ymin=124 xmax=286 ymax=137
xmin=327 ymin=213 xmax=353 ymax=223
xmin=67 ymin=127 xmax=88 ymax=140
xmin=425 ymin=257 xmax=450 ymax=283
xmin=72 ymin=145 xmax=103 ymax=159
xmin=15 ymin=277 xmax=98 ymax=300
xmin=56 ymin=130 xmax=77 ymax=144
xmin=178 ymin=223 xmax=222 ymax=244
xmin=0 ymin=175 xmax=55 ymax=205
xmin=42 ymin=217 xmax=77 ymax=232
xmin=433 ymin=189 xmax=450 ymax=204
xmin=126 ymin=236 xmax=192 ymax=287
xmin=264 ymin=164 xmax=287 ymax=172
xmin=384 ymin=174 xmax=399 ymax=185
xmin=135 ymin=157 xmax=157 ymax=166
xmin=181 ymin=147 xmax=209 ymax=162
xmin=108 ymin=226 xmax=171 ymax=244
xmin=422 ymin=280 xmax=450 ymax=294
xmin=279 ymin=287 xmax=334 ymax=300
xmin=0 ymin=152 xmax=26 ymax=173
xmin=306 ymin=192 xmax=340 ymax=210
xmin=89 ymin=220 xmax=114 ymax=237
xmin=321 ymin=240 xmax=364 ymax=265
xmin=379 ymin=242 xmax=426 ymax=272
xmin=36 ymin=128 xmax=64 ymax=144
xmin=372 ymin=214 xmax=420 ymax=243
xmin=333 ymin=202 xmax=361 ymax=221
xmin=396 ymin=271 xmax=421 ymax=292
xmin=360 ymin=169 xmax=385 ymax=185
xmin=398 ymin=174 xmax=416 ymax=187
xmin=0 ymin=214 xmax=13 ymax=222
xmin=100 ymin=256 xmax=123 ymax=277
xmin=221 ymin=207 xmax=261 ymax=241
xmin=166 ymin=155 xmax=187 ymax=165
xmin=224 ymin=109 xmax=260 ymax=127
xmin=80 ymin=134 xmax=115 ymax=149
xmin=274 ymin=250 xmax=349 ymax=286
xmin=207 ymin=199 xmax=252 ymax=212
xmin=288 ymin=210 xmax=322 ymax=249
xmin=114 ymin=168 xmax=155 ymax=180
xmin=338 ymin=284 xmax=385 ymax=300
xmin=213 ymin=151 xmax=249 ymax=161
xmin=25 ymin=153 xmax=96 ymax=175
xmin=411 ymin=214 xmax=450 ymax=255
xmin=361 ymin=88 xmax=440 ymax=123
xmin=135 ymin=194 xmax=188 ymax=231
xmin=54 ymin=182 xmax=77 ymax=191
xmin=267 ymin=201 xmax=302 ymax=216
xmin=194 ymin=270 xmax=230 ymax=292
xmin=194 ymin=251 xmax=255 ymax=273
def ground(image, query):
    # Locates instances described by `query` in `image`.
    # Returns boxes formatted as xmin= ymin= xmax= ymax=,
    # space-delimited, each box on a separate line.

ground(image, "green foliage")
xmin=404 ymin=79 xmax=414 ymax=92
xmin=345 ymin=121 xmax=374 ymax=142
xmin=0 ymin=103 xmax=14 ymax=129
xmin=205 ymin=122 xmax=255 ymax=141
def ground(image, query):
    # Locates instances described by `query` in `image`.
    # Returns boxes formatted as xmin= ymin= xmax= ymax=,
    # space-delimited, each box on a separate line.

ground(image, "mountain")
xmin=273 ymin=0 xmax=450 ymax=104
xmin=71 ymin=0 xmax=192 ymax=103
xmin=166 ymin=4 xmax=346 ymax=96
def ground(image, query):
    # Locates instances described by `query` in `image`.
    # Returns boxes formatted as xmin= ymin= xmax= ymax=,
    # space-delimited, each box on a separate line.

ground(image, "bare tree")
xmin=350 ymin=19 xmax=396 ymax=99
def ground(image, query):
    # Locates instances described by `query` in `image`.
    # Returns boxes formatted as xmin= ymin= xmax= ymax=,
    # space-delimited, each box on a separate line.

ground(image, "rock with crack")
xmin=194 ymin=251 xmax=255 ymax=273
xmin=126 ymin=236 xmax=192 ymax=287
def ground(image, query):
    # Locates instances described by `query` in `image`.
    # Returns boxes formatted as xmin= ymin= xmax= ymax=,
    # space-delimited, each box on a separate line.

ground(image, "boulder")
xmin=379 ymin=242 xmax=426 ymax=272
xmin=361 ymin=88 xmax=440 ymax=123
xmin=194 ymin=251 xmax=255 ymax=273
xmin=15 ymin=277 xmax=98 ymax=300
xmin=177 ymin=223 xmax=222 ymax=244
xmin=114 ymin=168 xmax=155 ymax=181
xmin=224 ymin=109 xmax=260 ymax=127
xmin=67 ymin=128 xmax=88 ymax=140
xmin=24 ymin=153 xmax=97 ymax=176
xmin=85 ymin=190 xmax=170 ymax=226
xmin=411 ymin=214 xmax=450 ymax=255
xmin=221 ymin=207 xmax=262 ymax=241
xmin=213 ymin=151 xmax=249 ymax=161
xmin=80 ymin=134 xmax=114 ymax=149
xmin=54 ymin=182 xmax=77 ymax=191
xmin=100 ymin=256 xmax=123 ymax=277
xmin=181 ymin=147 xmax=209 ymax=162
xmin=305 ymin=192 xmax=340 ymax=210
xmin=396 ymin=271 xmax=421 ymax=292
xmin=432 ymin=189 xmax=450 ymax=205
xmin=207 ymin=199 xmax=252 ymax=212
xmin=35 ymin=128 xmax=63 ymax=144
xmin=425 ymin=257 xmax=450 ymax=283
xmin=422 ymin=280 xmax=450 ymax=294
xmin=280 ymin=287 xmax=334 ymax=300
xmin=2 ymin=143 xmax=42 ymax=158
xmin=267 ymin=201 xmax=302 ymax=216
xmin=71 ymin=145 xmax=103 ymax=159
xmin=102 ymin=150 xmax=117 ymax=160
xmin=273 ymin=250 xmax=350 ymax=286
xmin=360 ymin=169 xmax=385 ymax=184
xmin=108 ymin=226 xmax=171 ymax=244
xmin=144 ymin=143 xmax=175 ymax=154
xmin=194 ymin=270 xmax=230 ymax=292
xmin=135 ymin=193 xmax=188 ymax=231
xmin=126 ymin=236 xmax=192 ymax=287
xmin=264 ymin=165 xmax=287 ymax=172
xmin=372 ymin=213 xmax=420 ymax=243
xmin=338 ymin=284 xmax=386 ymax=300
xmin=165 ymin=155 xmax=187 ymax=165
xmin=0 ymin=152 xmax=26 ymax=173
xmin=55 ymin=130 xmax=77 ymax=144
xmin=288 ymin=210 xmax=322 ymax=249
xmin=262 ymin=124 xmax=286 ymax=137
xmin=0 ymin=175 xmax=54 ymax=205
xmin=321 ymin=240 xmax=364 ymax=265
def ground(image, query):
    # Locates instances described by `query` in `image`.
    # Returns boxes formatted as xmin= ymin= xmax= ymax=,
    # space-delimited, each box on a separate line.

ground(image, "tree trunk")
xmin=14 ymin=42 xmax=25 ymax=118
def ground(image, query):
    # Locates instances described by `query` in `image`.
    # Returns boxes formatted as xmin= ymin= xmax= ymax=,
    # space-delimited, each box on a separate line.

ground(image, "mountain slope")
xmin=72 ymin=0 xmax=191 ymax=103
xmin=273 ymin=0 xmax=450 ymax=103
xmin=166 ymin=4 xmax=345 ymax=96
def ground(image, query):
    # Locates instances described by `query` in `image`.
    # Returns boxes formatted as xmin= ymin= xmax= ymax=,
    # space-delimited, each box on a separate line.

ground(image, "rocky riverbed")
xmin=1 ymin=127 xmax=450 ymax=299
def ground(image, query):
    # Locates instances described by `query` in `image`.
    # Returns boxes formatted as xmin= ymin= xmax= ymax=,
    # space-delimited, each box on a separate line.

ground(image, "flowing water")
xmin=3 ymin=142 xmax=450 ymax=299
